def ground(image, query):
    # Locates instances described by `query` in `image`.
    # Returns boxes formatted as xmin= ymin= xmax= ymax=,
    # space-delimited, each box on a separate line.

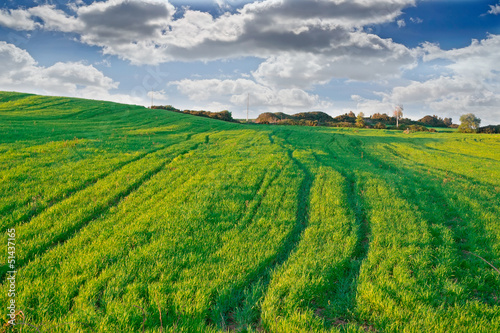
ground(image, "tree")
xmin=393 ymin=105 xmax=403 ymax=128
xmin=458 ymin=113 xmax=481 ymax=133
xmin=356 ymin=112 xmax=365 ymax=128
xmin=443 ymin=117 xmax=453 ymax=127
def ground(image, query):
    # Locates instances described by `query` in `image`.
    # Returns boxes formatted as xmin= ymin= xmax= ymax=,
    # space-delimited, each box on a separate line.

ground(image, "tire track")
xmin=31 ymin=143 xmax=216 ymax=320
xmin=205 ymin=162 xmax=288 ymax=329
xmin=0 ymin=145 xmax=170 ymax=233
xmin=311 ymin=144 xmax=372 ymax=329
xmin=383 ymin=143 xmax=500 ymax=189
xmin=61 ymin=133 xmax=277 ymax=327
xmin=208 ymin=139 xmax=313 ymax=331
xmin=0 ymin=140 xmax=207 ymax=283
xmin=366 ymin=146 xmax=500 ymax=306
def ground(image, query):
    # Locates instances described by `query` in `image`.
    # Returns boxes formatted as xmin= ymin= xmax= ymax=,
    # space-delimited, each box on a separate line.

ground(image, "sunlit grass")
xmin=0 ymin=92 xmax=498 ymax=332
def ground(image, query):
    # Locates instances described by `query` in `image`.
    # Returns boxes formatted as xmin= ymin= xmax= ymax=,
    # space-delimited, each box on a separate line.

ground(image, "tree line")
xmin=151 ymin=105 xmax=498 ymax=133
xmin=151 ymin=105 xmax=235 ymax=122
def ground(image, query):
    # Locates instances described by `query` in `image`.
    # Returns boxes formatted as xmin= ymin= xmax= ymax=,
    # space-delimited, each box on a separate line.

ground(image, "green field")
xmin=1 ymin=91 xmax=499 ymax=332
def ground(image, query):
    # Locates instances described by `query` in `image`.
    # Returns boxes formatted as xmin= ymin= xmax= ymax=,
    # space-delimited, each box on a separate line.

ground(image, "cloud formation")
xmin=488 ymin=2 xmax=500 ymax=15
xmin=0 ymin=8 xmax=40 ymax=30
xmin=0 ymin=0 xmax=497 ymax=123
xmin=172 ymin=78 xmax=327 ymax=111
xmin=0 ymin=0 xmax=420 ymax=111
xmin=0 ymin=0 xmax=416 ymax=69
xmin=252 ymin=32 xmax=416 ymax=88
xmin=362 ymin=35 xmax=500 ymax=124
xmin=0 ymin=42 xmax=142 ymax=104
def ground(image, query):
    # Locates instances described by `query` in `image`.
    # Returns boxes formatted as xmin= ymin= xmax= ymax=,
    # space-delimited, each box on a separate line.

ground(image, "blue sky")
xmin=0 ymin=0 xmax=499 ymax=124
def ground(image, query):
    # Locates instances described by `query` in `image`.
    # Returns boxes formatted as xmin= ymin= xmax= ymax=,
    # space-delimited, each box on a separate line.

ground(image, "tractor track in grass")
xmin=369 ymin=145 xmax=500 ymax=306
xmin=52 ymin=144 xmax=218 ymax=313
xmin=208 ymin=135 xmax=314 ymax=331
xmin=383 ymin=143 xmax=500 ymax=189
xmin=234 ymin=165 xmax=284 ymax=231
xmin=0 ymin=144 xmax=172 ymax=233
xmin=335 ymin=135 xmax=499 ymax=311
xmin=83 ymin=147 xmax=286 ymax=322
xmin=61 ymin=133 xmax=282 ymax=323
xmin=314 ymin=143 xmax=372 ymax=329
xmin=0 ymin=139 xmax=208 ymax=283
xmin=230 ymin=130 xmax=284 ymax=232
xmin=424 ymin=145 xmax=500 ymax=163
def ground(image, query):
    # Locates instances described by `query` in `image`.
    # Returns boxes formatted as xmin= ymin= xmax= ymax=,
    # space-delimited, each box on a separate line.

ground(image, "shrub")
xmin=478 ymin=125 xmax=500 ymax=134
xmin=256 ymin=113 xmax=280 ymax=124
xmin=292 ymin=111 xmax=334 ymax=123
xmin=418 ymin=115 xmax=447 ymax=127
xmin=402 ymin=124 xmax=430 ymax=133
xmin=329 ymin=122 xmax=355 ymax=128
xmin=278 ymin=119 xmax=298 ymax=126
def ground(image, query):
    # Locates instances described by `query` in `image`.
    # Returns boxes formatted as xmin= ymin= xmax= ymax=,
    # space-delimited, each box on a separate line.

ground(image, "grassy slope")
xmin=0 ymin=91 xmax=499 ymax=332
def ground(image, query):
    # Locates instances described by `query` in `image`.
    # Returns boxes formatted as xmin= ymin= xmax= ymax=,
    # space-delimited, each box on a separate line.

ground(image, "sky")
xmin=0 ymin=0 xmax=499 ymax=124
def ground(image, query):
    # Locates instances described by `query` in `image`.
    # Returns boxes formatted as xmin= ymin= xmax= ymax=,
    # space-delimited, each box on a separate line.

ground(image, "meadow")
xmin=0 ymin=91 xmax=499 ymax=332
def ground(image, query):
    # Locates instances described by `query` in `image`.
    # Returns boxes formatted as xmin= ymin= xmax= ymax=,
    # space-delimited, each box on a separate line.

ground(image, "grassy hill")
xmin=1 ymin=91 xmax=499 ymax=332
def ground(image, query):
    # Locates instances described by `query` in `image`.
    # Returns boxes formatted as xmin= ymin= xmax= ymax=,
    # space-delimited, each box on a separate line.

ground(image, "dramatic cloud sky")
xmin=0 ymin=0 xmax=499 ymax=124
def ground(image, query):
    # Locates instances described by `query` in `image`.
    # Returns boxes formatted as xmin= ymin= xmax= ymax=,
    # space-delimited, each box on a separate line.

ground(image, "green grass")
xmin=0 ymin=92 xmax=499 ymax=332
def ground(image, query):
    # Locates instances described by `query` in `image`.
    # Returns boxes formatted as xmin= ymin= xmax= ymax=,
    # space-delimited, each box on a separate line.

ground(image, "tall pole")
xmin=246 ymin=93 xmax=249 ymax=122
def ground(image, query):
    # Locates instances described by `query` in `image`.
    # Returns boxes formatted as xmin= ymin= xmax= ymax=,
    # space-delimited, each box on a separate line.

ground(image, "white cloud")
xmin=252 ymin=31 xmax=416 ymax=89
xmin=397 ymin=19 xmax=406 ymax=28
xmin=359 ymin=35 xmax=500 ymax=125
xmin=0 ymin=0 xmax=416 ymax=68
xmin=488 ymin=2 xmax=500 ymax=15
xmin=0 ymin=8 xmax=39 ymax=30
xmin=0 ymin=0 xmax=420 ymax=106
xmin=351 ymin=94 xmax=395 ymax=116
xmin=43 ymin=62 xmax=118 ymax=91
xmin=148 ymin=89 xmax=168 ymax=102
xmin=0 ymin=41 xmax=37 ymax=71
xmin=0 ymin=42 xmax=143 ymax=105
xmin=172 ymin=78 xmax=329 ymax=112
xmin=422 ymin=35 xmax=500 ymax=81
xmin=28 ymin=5 xmax=83 ymax=32
xmin=409 ymin=17 xmax=423 ymax=24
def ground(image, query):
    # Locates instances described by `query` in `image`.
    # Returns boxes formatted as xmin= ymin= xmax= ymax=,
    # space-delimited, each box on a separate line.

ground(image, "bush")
xmin=328 ymin=122 xmax=355 ymax=128
xmin=478 ymin=125 xmax=500 ymax=134
xmin=256 ymin=113 xmax=280 ymax=124
xmin=418 ymin=115 xmax=447 ymax=127
xmin=277 ymin=119 xmax=298 ymax=126
xmin=374 ymin=122 xmax=386 ymax=129
xmin=292 ymin=111 xmax=333 ymax=123
xmin=183 ymin=109 xmax=234 ymax=122
xmin=334 ymin=113 xmax=356 ymax=123
xmin=151 ymin=105 xmax=180 ymax=112
xmin=402 ymin=124 xmax=431 ymax=133
xmin=152 ymin=105 xmax=235 ymax=122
